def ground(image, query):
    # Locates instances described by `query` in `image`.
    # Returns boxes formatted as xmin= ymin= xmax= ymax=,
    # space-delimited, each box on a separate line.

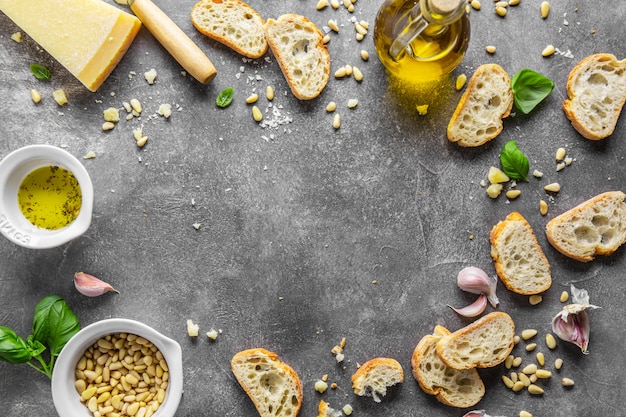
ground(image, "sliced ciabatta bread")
xmin=447 ymin=63 xmax=514 ymax=147
xmin=563 ymin=53 xmax=626 ymax=140
xmin=191 ymin=0 xmax=268 ymax=59
xmin=490 ymin=212 xmax=552 ymax=295
xmin=411 ymin=326 xmax=485 ymax=408
xmin=436 ymin=312 xmax=515 ymax=370
xmin=546 ymin=191 xmax=626 ymax=262
xmin=317 ymin=400 xmax=342 ymax=417
xmin=351 ymin=357 xmax=404 ymax=403
xmin=231 ymin=348 xmax=303 ymax=417
xmin=264 ymin=14 xmax=330 ymax=100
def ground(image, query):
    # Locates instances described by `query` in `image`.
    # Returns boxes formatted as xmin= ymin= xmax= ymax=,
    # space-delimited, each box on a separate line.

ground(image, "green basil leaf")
xmin=511 ymin=68 xmax=554 ymax=114
xmin=216 ymin=87 xmax=234 ymax=108
xmin=26 ymin=335 xmax=47 ymax=357
xmin=0 ymin=326 xmax=32 ymax=364
xmin=30 ymin=63 xmax=51 ymax=81
xmin=32 ymin=295 xmax=80 ymax=357
xmin=32 ymin=294 xmax=62 ymax=345
xmin=500 ymin=140 xmax=529 ymax=182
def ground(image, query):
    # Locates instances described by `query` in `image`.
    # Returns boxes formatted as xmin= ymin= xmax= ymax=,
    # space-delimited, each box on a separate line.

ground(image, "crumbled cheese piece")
xmin=186 ymin=319 xmax=200 ymax=337
xmin=206 ymin=328 xmax=219 ymax=340
xmin=10 ymin=32 xmax=22 ymax=42
xmin=314 ymin=380 xmax=328 ymax=393
xmin=83 ymin=151 xmax=96 ymax=159
xmin=343 ymin=404 xmax=353 ymax=415
xmin=416 ymin=104 xmax=429 ymax=115
xmin=192 ymin=223 xmax=201 ymax=230
xmin=144 ymin=68 xmax=157 ymax=85
xmin=158 ymin=103 xmax=172 ymax=118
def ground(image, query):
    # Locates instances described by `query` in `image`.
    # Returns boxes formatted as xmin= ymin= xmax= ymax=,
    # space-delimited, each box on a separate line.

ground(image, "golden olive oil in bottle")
xmin=17 ymin=165 xmax=82 ymax=230
xmin=374 ymin=0 xmax=470 ymax=83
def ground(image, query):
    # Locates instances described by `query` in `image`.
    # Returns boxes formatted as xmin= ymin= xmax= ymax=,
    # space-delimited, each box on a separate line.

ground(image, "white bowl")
xmin=0 ymin=144 xmax=93 ymax=249
xmin=51 ymin=318 xmax=183 ymax=417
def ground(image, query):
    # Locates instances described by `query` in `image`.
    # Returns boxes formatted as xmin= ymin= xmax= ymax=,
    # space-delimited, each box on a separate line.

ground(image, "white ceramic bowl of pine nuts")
xmin=51 ymin=318 xmax=183 ymax=417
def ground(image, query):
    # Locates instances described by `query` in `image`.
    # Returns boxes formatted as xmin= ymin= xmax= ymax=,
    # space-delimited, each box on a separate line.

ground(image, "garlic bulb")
xmin=449 ymin=294 xmax=487 ymax=318
xmin=457 ymin=267 xmax=499 ymax=307
xmin=74 ymin=272 xmax=119 ymax=297
xmin=551 ymin=285 xmax=599 ymax=354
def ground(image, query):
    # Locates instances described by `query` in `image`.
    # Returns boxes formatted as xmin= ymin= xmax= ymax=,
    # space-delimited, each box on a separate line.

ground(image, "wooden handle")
xmin=129 ymin=0 xmax=216 ymax=84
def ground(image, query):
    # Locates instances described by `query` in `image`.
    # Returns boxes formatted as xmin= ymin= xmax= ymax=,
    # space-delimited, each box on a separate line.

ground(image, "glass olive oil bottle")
xmin=17 ymin=165 xmax=82 ymax=230
xmin=374 ymin=0 xmax=470 ymax=83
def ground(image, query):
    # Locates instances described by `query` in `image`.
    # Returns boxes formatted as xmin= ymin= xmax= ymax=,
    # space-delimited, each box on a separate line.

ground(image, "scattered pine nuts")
xmin=555 ymin=147 xmax=566 ymax=161
xmin=520 ymin=411 xmax=532 ymax=417
xmin=353 ymin=66 xmax=363 ymax=82
xmin=529 ymin=295 xmax=543 ymax=305
xmin=102 ymin=122 xmax=116 ymax=131
xmin=518 ymin=372 xmax=531 ymax=387
xmin=455 ymin=74 xmax=467 ymax=90
xmin=546 ymin=333 xmax=557 ymax=349
xmin=486 ymin=45 xmax=497 ymax=54
xmin=535 ymin=369 xmax=552 ymax=379
xmin=562 ymin=377 xmax=575 ymax=387
xmin=512 ymin=381 xmax=525 ymax=392
xmin=521 ymin=329 xmax=538 ymax=340
xmin=30 ymin=88 xmax=41 ymax=103
xmin=323 ymin=34 xmax=331 ymax=44
xmin=505 ymin=189 xmax=521 ymax=199
xmin=528 ymin=384 xmax=544 ymax=395
xmin=512 ymin=356 xmax=523 ymax=367
xmin=495 ymin=5 xmax=507 ymax=16
xmin=328 ymin=19 xmax=340 ymax=33
xmin=533 ymin=169 xmax=544 ymax=178
xmin=505 ymin=355 xmax=514 ymax=369
xmin=330 ymin=0 xmax=339 ymax=9
xmin=544 ymin=182 xmax=561 ymax=193
xmin=130 ymin=98 xmax=142 ymax=114
xmin=522 ymin=364 xmax=537 ymax=375
xmin=360 ymin=50 xmax=369 ymax=61
xmin=542 ymin=44 xmax=556 ymax=57
xmin=502 ymin=375 xmax=514 ymax=389
xmin=334 ymin=67 xmax=348 ymax=78
xmin=136 ymin=136 xmax=148 ymax=148
xmin=540 ymin=1 xmax=550 ymax=18
xmin=332 ymin=113 xmax=341 ymax=129
xmin=344 ymin=65 xmax=353 ymax=76
xmin=326 ymin=102 xmax=337 ymax=112
xmin=316 ymin=0 xmax=328 ymax=10
xmin=347 ymin=99 xmax=359 ymax=109
xmin=560 ymin=291 xmax=569 ymax=303
xmin=471 ymin=0 xmax=481 ymax=10
xmin=536 ymin=352 xmax=545 ymax=366
xmin=266 ymin=86 xmax=275 ymax=101
xmin=509 ymin=0 xmax=521 ymax=5
xmin=354 ymin=22 xmax=367 ymax=36
xmin=554 ymin=358 xmax=563 ymax=369
xmin=252 ymin=105 xmax=263 ymax=122
xmin=539 ymin=200 xmax=549 ymax=216
xmin=495 ymin=1 xmax=508 ymax=7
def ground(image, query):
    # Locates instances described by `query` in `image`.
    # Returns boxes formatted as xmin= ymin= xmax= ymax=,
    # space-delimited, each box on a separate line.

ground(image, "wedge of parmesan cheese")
xmin=0 ymin=0 xmax=141 ymax=91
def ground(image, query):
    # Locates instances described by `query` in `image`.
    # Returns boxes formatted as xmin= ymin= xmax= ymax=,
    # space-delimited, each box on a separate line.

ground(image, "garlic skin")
xmin=551 ymin=285 xmax=599 ymax=354
xmin=457 ymin=267 xmax=499 ymax=307
xmin=462 ymin=411 xmax=507 ymax=417
xmin=449 ymin=294 xmax=487 ymax=318
xmin=74 ymin=272 xmax=119 ymax=297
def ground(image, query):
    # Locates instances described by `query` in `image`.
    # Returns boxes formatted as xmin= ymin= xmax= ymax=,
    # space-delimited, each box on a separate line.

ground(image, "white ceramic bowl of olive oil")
xmin=0 ymin=144 xmax=93 ymax=249
xmin=51 ymin=318 xmax=183 ymax=417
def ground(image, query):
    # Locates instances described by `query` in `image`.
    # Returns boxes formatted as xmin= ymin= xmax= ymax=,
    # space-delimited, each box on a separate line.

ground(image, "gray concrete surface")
xmin=1 ymin=1 xmax=625 ymax=416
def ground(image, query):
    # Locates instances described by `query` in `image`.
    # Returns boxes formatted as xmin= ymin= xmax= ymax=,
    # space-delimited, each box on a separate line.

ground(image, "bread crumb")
xmin=187 ymin=319 xmax=200 ymax=336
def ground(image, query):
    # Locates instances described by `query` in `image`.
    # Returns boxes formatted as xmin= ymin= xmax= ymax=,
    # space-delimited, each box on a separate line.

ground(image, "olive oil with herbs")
xmin=18 ymin=165 xmax=82 ymax=230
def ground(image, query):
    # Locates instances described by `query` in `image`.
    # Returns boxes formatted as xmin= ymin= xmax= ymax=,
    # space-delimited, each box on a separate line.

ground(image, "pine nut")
xmin=505 ymin=355 xmax=514 ymax=369
xmin=512 ymin=381 xmax=525 ymax=392
xmin=560 ymin=291 xmax=569 ymax=303
xmin=360 ymin=50 xmax=369 ymax=61
xmin=522 ymin=364 xmax=537 ymax=374
xmin=513 ymin=335 xmax=521 ymax=345
xmin=556 ymin=162 xmax=566 ymax=172
xmin=30 ymin=88 xmax=41 ymax=103
xmin=509 ymin=0 xmax=521 ymax=5
xmin=245 ymin=94 xmax=258 ymax=104
xmin=525 ymin=343 xmax=537 ymax=352
xmin=512 ymin=356 xmax=523 ymax=367
xmin=529 ymin=373 xmax=538 ymax=383
xmin=521 ymin=329 xmax=538 ymax=340
xmin=471 ymin=0 xmax=481 ymax=10
xmin=333 ymin=113 xmax=341 ymax=129
xmin=328 ymin=19 xmax=340 ymax=33
xmin=495 ymin=5 xmax=507 ymax=16
xmin=554 ymin=358 xmax=563 ymax=369
xmin=529 ymin=295 xmax=543 ymax=305
xmin=334 ymin=67 xmax=348 ymax=78
xmin=546 ymin=333 xmax=557 ymax=349
xmin=536 ymin=352 xmax=545 ymax=366
xmin=485 ymin=45 xmax=497 ymax=54
xmin=353 ymin=66 xmax=363 ymax=82
xmin=510 ymin=372 xmax=518 ymax=382
xmin=130 ymin=98 xmax=142 ymax=114
xmin=102 ymin=122 xmax=116 ymax=131
xmin=535 ymin=369 xmax=552 ymax=378
xmin=316 ymin=0 xmax=328 ymax=9
xmin=502 ymin=375 xmax=514 ymax=388
xmin=354 ymin=22 xmax=367 ymax=35
xmin=562 ymin=377 xmax=575 ymax=386
xmin=344 ymin=65 xmax=353 ymax=76
xmin=539 ymin=200 xmax=548 ymax=216
xmin=266 ymin=86 xmax=275 ymax=101
xmin=355 ymin=33 xmax=364 ymax=41
xmin=455 ymin=74 xmax=467 ymax=90
xmin=518 ymin=372 xmax=531 ymax=387
xmin=326 ymin=102 xmax=337 ymax=112
xmin=347 ymin=99 xmax=359 ymax=109
xmin=540 ymin=1 xmax=550 ymax=18
xmin=323 ymin=34 xmax=331 ymax=44
xmin=555 ymin=147 xmax=566 ymax=161
xmin=495 ymin=1 xmax=508 ymax=7
xmin=542 ymin=44 xmax=555 ymax=57
xmin=330 ymin=0 xmax=339 ymax=8
xmin=252 ymin=106 xmax=263 ymax=122
xmin=520 ymin=412 xmax=532 ymax=417
xmin=528 ymin=384 xmax=544 ymax=395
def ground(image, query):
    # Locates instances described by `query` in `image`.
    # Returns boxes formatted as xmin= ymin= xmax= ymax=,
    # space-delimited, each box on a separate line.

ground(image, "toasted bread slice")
xmin=191 ymin=0 xmax=268 ymax=59
xmin=351 ymin=357 xmax=404 ymax=403
xmin=490 ymin=212 xmax=552 ymax=295
xmin=447 ymin=63 xmax=514 ymax=147
xmin=436 ymin=312 xmax=515 ymax=370
xmin=563 ymin=53 xmax=626 ymax=140
xmin=317 ymin=400 xmax=342 ymax=417
xmin=411 ymin=326 xmax=485 ymax=408
xmin=546 ymin=191 xmax=626 ymax=262
xmin=231 ymin=348 xmax=303 ymax=417
xmin=264 ymin=14 xmax=330 ymax=100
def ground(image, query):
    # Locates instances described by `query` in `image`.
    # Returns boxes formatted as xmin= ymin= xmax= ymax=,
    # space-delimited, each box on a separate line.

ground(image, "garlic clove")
xmin=449 ymin=294 xmax=487 ymax=318
xmin=74 ymin=272 xmax=119 ymax=297
xmin=457 ymin=267 xmax=499 ymax=307
xmin=551 ymin=284 xmax=599 ymax=354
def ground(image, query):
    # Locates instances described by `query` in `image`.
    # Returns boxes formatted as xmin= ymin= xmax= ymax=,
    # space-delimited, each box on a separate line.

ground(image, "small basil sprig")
xmin=30 ymin=63 xmax=51 ymax=81
xmin=511 ymin=68 xmax=554 ymax=114
xmin=0 ymin=295 xmax=80 ymax=379
xmin=500 ymin=140 xmax=529 ymax=182
xmin=216 ymin=87 xmax=234 ymax=108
